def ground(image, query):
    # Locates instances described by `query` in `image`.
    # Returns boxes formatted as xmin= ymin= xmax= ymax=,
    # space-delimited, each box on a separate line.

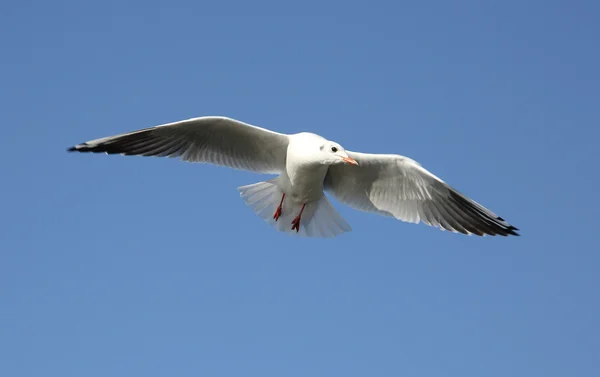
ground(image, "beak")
xmin=342 ymin=156 xmax=359 ymax=166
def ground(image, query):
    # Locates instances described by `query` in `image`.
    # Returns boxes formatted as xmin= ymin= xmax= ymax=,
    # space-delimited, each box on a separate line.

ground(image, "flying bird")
xmin=68 ymin=116 xmax=519 ymax=237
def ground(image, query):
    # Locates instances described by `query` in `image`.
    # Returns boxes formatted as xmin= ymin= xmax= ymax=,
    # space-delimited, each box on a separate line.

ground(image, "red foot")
xmin=273 ymin=193 xmax=285 ymax=221
xmin=291 ymin=203 xmax=307 ymax=233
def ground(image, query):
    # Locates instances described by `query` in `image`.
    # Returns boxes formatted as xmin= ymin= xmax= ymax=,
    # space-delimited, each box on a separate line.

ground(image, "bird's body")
xmin=284 ymin=133 xmax=330 ymax=202
xmin=68 ymin=116 xmax=519 ymax=237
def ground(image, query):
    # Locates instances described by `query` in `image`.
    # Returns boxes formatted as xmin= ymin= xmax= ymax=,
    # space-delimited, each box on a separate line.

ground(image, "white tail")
xmin=237 ymin=179 xmax=351 ymax=237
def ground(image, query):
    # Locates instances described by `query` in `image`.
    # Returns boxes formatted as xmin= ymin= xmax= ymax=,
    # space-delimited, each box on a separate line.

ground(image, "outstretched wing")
xmin=68 ymin=116 xmax=290 ymax=174
xmin=324 ymin=151 xmax=519 ymax=236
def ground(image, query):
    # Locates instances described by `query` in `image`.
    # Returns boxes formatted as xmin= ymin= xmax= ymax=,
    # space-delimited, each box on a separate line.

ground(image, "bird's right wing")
xmin=68 ymin=116 xmax=290 ymax=174
xmin=324 ymin=151 xmax=519 ymax=236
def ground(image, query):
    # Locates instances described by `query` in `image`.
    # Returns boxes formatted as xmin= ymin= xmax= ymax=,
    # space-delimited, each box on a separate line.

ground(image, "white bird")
xmin=68 ymin=116 xmax=519 ymax=237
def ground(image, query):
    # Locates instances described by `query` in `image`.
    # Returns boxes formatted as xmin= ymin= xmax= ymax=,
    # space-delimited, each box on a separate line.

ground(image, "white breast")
xmin=281 ymin=133 xmax=329 ymax=203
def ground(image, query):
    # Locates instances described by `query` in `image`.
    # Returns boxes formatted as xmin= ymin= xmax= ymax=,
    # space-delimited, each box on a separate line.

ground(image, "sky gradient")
xmin=2 ymin=1 xmax=599 ymax=376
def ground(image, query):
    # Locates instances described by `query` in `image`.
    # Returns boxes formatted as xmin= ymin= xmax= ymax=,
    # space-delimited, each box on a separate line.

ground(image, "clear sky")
xmin=2 ymin=1 xmax=599 ymax=376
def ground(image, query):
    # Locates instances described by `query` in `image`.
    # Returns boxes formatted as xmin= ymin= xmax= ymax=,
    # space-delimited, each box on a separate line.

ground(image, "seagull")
xmin=68 ymin=116 xmax=519 ymax=237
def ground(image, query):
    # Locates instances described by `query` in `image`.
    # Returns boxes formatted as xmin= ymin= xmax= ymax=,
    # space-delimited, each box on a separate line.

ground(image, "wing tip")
xmin=504 ymin=225 xmax=520 ymax=237
xmin=450 ymin=224 xmax=519 ymax=237
xmin=485 ymin=214 xmax=520 ymax=237
xmin=446 ymin=190 xmax=520 ymax=237
xmin=67 ymin=143 xmax=91 ymax=152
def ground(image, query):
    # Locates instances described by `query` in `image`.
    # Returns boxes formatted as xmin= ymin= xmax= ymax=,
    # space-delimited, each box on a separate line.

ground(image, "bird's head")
xmin=319 ymin=142 xmax=359 ymax=166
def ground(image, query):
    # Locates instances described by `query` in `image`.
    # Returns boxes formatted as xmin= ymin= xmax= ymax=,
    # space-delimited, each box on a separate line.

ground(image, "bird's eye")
xmin=331 ymin=146 xmax=338 ymax=153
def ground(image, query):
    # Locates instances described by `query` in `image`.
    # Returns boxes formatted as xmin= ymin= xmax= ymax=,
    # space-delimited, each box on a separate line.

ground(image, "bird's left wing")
xmin=324 ymin=151 xmax=519 ymax=236
xmin=68 ymin=116 xmax=290 ymax=174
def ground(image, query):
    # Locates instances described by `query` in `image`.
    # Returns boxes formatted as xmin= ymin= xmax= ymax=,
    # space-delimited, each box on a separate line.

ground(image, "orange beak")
xmin=342 ymin=156 xmax=359 ymax=166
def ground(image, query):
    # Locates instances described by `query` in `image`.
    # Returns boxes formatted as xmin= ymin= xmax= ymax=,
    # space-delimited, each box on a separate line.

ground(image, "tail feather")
xmin=238 ymin=179 xmax=351 ymax=238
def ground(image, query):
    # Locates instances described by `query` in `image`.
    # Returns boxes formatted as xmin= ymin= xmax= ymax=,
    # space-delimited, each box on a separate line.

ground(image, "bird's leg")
xmin=273 ymin=193 xmax=285 ymax=221
xmin=291 ymin=203 xmax=307 ymax=233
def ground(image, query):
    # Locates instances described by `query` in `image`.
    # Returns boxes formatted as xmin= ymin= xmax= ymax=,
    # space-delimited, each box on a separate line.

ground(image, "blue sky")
xmin=2 ymin=0 xmax=599 ymax=376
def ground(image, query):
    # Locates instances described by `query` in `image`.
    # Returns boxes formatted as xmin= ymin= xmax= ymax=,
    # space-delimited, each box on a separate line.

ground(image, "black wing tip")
xmin=489 ymin=214 xmax=520 ymax=237
xmin=477 ymin=216 xmax=520 ymax=237
xmin=447 ymin=190 xmax=520 ymax=237
xmin=67 ymin=143 xmax=90 ymax=152
xmin=503 ymin=225 xmax=520 ymax=237
xmin=67 ymin=143 xmax=101 ymax=153
xmin=482 ymin=220 xmax=520 ymax=237
xmin=467 ymin=224 xmax=519 ymax=237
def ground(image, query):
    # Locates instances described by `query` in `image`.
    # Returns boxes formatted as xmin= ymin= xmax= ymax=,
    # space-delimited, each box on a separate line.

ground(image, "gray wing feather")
xmin=324 ymin=151 xmax=519 ymax=236
xmin=68 ymin=116 xmax=290 ymax=174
